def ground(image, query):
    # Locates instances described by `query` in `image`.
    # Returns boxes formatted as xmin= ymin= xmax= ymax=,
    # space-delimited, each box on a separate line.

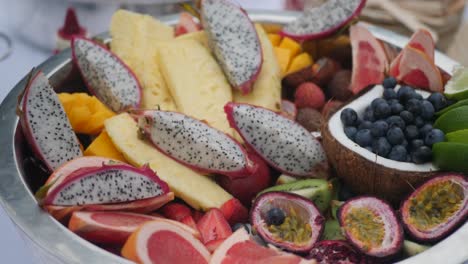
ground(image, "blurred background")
xmin=0 ymin=0 xmax=466 ymax=263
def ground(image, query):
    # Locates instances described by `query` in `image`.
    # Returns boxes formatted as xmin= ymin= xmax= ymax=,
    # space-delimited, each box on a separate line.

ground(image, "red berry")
xmin=294 ymin=82 xmax=326 ymax=110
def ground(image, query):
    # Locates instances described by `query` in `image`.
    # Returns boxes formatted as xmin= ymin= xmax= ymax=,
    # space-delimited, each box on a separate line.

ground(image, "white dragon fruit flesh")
xmin=281 ymin=0 xmax=366 ymax=40
xmin=19 ymin=71 xmax=82 ymax=172
xmin=136 ymin=110 xmax=255 ymax=178
xmin=71 ymin=36 xmax=142 ymax=112
xmin=200 ymin=0 xmax=262 ymax=94
xmin=224 ymin=103 xmax=328 ymax=177
xmin=43 ymin=163 xmax=169 ymax=206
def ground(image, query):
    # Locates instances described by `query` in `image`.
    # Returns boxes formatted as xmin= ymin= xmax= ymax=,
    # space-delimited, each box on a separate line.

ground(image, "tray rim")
xmin=0 ymin=10 xmax=466 ymax=264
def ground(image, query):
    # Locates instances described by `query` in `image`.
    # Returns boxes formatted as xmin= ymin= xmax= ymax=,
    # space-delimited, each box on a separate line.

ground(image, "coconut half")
xmin=322 ymin=85 xmax=438 ymax=203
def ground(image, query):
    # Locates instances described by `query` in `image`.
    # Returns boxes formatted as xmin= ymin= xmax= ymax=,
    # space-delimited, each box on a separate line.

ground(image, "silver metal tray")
xmin=0 ymin=10 xmax=466 ymax=264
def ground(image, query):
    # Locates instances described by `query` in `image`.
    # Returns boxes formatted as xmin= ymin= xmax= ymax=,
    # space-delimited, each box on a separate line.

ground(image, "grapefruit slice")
xmin=121 ymin=220 xmax=210 ymax=264
xmin=391 ymin=47 xmax=443 ymax=92
xmin=210 ymin=228 xmax=315 ymax=264
xmin=349 ymin=24 xmax=388 ymax=94
xmin=69 ymin=211 xmax=200 ymax=245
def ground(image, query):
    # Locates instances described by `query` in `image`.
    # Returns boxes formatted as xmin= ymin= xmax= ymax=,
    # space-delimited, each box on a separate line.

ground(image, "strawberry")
xmin=175 ymin=12 xmax=201 ymax=37
xmin=204 ymin=238 xmax=226 ymax=253
xmin=160 ymin=202 xmax=192 ymax=221
xmin=294 ymin=82 xmax=326 ymax=110
xmin=219 ymin=198 xmax=249 ymax=225
xmin=196 ymin=208 xmax=232 ymax=244
xmin=192 ymin=210 xmax=204 ymax=223
xmin=180 ymin=215 xmax=199 ymax=231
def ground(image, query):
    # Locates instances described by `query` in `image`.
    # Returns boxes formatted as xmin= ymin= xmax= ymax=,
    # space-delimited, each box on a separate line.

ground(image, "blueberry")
xmin=400 ymin=110 xmax=414 ymax=124
xmin=388 ymin=99 xmax=399 ymax=106
xmin=428 ymin=92 xmax=447 ymax=111
xmin=411 ymin=93 xmax=423 ymax=100
xmin=425 ymin=129 xmax=445 ymax=147
xmin=411 ymin=139 xmax=425 ymax=150
xmin=387 ymin=126 xmax=405 ymax=145
xmin=371 ymin=98 xmax=387 ymax=109
xmin=414 ymin=116 xmax=425 ymax=127
xmin=405 ymin=125 xmax=419 ymax=140
xmin=419 ymin=124 xmax=433 ymax=138
xmin=383 ymin=77 xmax=398 ymax=89
xmin=266 ymin=208 xmax=286 ymax=226
xmin=344 ymin=126 xmax=358 ymax=141
xmin=405 ymin=98 xmax=422 ymax=115
xmin=401 ymin=139 xmax=409 ymax=148
xmin=372 ymin=137 xmax=392 ymax=157
xmin=420 ymin=100 xmax=435 ymax=120
xmin=341 ymin=108 xmax=358 ymax=126
xmin=411 ymin=146 xmax=432 ymax=164
xmin=383 ymin=89 xmax=397 ymax=100
xmin=374 ymin=101 xmax=391 ymax=119
xmin=371 ymin=120 xmax=389 ymax=137
xmin=388 ymin=145 xmax=408 ymax=161
xmin=391 ymin=102 xmax=404 ymax=114
xmin=363 ymin=106 xmax=375 ymax=122
xmin=355 ymin=129 xmax=373 ymax=147
xmin=397 ymin=86 xmax=415 ymax=102
xmin=359 ymin=121 xmax=373 ymax=130
xmin=387 ymin=115 xmax=406 ymax=129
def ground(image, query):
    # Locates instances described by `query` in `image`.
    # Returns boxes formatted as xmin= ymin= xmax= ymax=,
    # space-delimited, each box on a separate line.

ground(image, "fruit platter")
xmin=0 ymin=1 xmax=467 ymax=263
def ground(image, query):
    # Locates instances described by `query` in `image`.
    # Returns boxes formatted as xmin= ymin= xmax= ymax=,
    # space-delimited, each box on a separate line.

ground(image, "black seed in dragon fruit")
xmin=224 ymin=103 xmax=328 ymax=177
xmin=135 ymin=110 xmax=255 ymax=178
xmin=18 ymin=71 xmax=82 ymax=172
xmin=200 ymin=0 xmax=263 ymax=95
xmin=71 ymin=36 xmax=142 ymax=112
xmin=43 ymin=163 xmax=169 ymax=206
xmin=281 ymin=0 xmax=366 ymax=41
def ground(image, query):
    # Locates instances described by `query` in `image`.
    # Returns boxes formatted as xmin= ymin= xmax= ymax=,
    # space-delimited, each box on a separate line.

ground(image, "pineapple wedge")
xmin=105 ymin=113 xmax=233 ymax=210
xmin=176 ymin=31 xmax=210 ymax=50
xmin=158 ymin=39 xmax=233 ymax=135
xmin=233 ymin=24 xmax=282 ymax=111
xmin=110 ymin=10 xmax=177 ymax=111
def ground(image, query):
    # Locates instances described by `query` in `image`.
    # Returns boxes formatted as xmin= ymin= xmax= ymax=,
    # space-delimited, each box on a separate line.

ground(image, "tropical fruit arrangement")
xmin=17 ymin=0 xmax=467 ymax=263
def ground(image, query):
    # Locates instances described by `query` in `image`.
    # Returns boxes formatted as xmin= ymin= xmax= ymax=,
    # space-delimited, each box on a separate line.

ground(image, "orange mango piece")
xmin=69 ymin=106 xmax=93 ymax=132
xmin=273 ymin=47 xmax=293 ymax=77
xmin=279 ymin=37 xmax=301 ymax=58
xmin=84 ymin=130 xmax=127 ymax=162
xmin=287 ymin=52 xmax=313 ymax=74
xmin=85 ymin=111 xmax=115 ymax=135
xmin=267 ymin=33 xmax=282 ymax=47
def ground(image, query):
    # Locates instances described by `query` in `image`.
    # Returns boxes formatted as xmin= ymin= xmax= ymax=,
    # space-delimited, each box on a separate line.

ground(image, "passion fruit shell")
xmin=338 ymin=196 xmax=404 ymax=258
xmin=400 ymin=173 xmax=468 ymax=243
xmin=251 ymin=191 xmax=325 ymax=253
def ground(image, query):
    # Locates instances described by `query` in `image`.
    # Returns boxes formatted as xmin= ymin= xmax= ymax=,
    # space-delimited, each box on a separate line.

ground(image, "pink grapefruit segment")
xmin=121 ymin=220 xmax=210 ymax=264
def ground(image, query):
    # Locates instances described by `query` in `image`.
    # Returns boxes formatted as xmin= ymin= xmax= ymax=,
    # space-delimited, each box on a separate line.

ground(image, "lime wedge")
xmin=433 ymin=142 xmax=468 ymax=174
xmin=445 ymin=67 xmax=468 ymax=100
xmin=436 ymin=98 xmax=468 ymax=116
xmin=434 ymin=106 xmax=468 ymax=133
xmin=446 ymin=129 xmax=468 ymax=144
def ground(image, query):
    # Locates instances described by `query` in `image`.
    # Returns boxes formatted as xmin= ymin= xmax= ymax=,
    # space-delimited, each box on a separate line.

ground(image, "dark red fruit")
xmin=307 ymin=240 xmax=368 ymax=264
xmin=326 ymin=70 xmax=353 ymax=101
xmin=160 ymin=202 xmax=192 ymax=221
xmin=296 ymin=107 xmax=322 ymax=132
xmin=197 ymin=208 xmax=232 ymax=244
xmin=295 ymin=82 xmax=326 ymax=110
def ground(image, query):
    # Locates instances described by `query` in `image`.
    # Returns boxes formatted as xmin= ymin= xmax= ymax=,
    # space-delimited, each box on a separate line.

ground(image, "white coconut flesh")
xmin=328 ymin=85 xmax=438 ymax=172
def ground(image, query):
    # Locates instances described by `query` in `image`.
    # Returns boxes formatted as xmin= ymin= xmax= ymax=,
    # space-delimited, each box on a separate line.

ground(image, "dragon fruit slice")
xmin=224 ymin=103 xmax=327 ymax=177
xmin=281 ymin=0 xmax=366 ymax=41
xmin=135 ymin=110 xmax=254 ymax=178
xmin=71 ymin=36 xmax=142 ymax=112
xmin=200 ymin=0 xmax=262 ymax=94
xmin=43 ymin=163 xmax=169 ymax=206
xmin=18 ymin=71 xmax=82 ymax=172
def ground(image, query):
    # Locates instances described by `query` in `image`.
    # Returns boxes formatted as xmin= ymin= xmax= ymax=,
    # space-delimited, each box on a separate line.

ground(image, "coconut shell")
xmin=321 ymin=107 xmax=435 ymax=206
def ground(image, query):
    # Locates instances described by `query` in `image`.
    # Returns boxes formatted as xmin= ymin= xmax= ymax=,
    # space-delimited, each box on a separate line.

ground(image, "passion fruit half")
xmin=400 ymin=173 xmax=467 ymax=243
xmin=338 ymin=196 xmax=403 ymax=257
xmin=251 ymin=191 xmax=325 ymax=253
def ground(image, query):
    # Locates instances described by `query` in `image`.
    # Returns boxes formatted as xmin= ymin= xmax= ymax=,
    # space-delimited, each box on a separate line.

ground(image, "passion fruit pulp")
xmin=400 ymin=173 xmax=468 ymax=243
xmin=338 ymin=196 xmax=403 ymax=257
xmin=307 ymin=240 xmax=368 ymax=264
xmin=251 ymin=191 xmax=325 ymax=253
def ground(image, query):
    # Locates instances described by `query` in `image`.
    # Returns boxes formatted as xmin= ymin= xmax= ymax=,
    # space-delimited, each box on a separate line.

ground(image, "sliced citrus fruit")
xmin=446 ymin=129 xmax=468 ymax=144
xmin=434 ymin=106 xmax=468 ymax=133
xmin=444 ymin=67 xmax=468 ymax=100
xmin=433 ymin=142 xmax=468 ymax=174
xmin=121 ymin=220 xmax=210 ymax=264
xmin=436 ymin=98 xmax=468 ymax=116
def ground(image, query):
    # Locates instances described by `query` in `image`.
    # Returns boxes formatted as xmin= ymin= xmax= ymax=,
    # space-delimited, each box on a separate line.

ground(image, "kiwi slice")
xmin=321 ymin=219 xmax=345 ymax=240
xmin=259 ymin=179 xmax=331 ymax=212
xmin=403 ymin=240 xmax=430 ymax=257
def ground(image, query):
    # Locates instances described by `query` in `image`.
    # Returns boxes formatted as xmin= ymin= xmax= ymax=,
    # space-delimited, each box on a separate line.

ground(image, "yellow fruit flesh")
xmin=110 ymin=9 xmax=177 ymax=111
xmin=104 ymin=114 xmax=233 ymax=210
xmin=274 ymin=47 xmax=292 ymax=77
xmin=267 ymin=207 xmax=312 ymax=245
xmin=287 ymin=53 xmax=313 ymax=75
xmin=176 ymin=31 xmax=210 ymax=50
xmin=84 ymin=131 xmax=127 ymax=162
xmin=268 ymin=33 xmax=282 ymax=46
xmin=279 ymin=37 xmax=302 ymax=58
xmin=344 ymin=207 xmax=385 ymax=251
xmin=157 ymin=39 xmax=233 ymax=135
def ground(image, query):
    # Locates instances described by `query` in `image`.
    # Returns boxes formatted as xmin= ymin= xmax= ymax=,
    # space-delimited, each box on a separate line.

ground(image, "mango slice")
xmin=84 ymin=130 xmax=127 ymax=162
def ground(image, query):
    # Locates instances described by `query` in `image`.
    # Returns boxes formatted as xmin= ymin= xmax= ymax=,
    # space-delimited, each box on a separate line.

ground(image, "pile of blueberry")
xmin=341 ymin=77 xmax=448 ymax=163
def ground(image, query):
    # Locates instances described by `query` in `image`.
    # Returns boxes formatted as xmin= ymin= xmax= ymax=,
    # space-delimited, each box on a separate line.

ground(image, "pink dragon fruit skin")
xmin=135 ymin=110 xmax=256 ymax=178
xmin=224 ymin=102 xmax=328 ymax=177
xmin=200 ymin=0 xmax=263 ymax=95
xmin=71 ymin=36 xmax=142 ymax=112
xmin=19 ymin=71 xmax=82 ymax=172
xmin=280 ymin=0 xmax=367 ymax=41
xmin=43 ymin=163 xmax=170 ymax=206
